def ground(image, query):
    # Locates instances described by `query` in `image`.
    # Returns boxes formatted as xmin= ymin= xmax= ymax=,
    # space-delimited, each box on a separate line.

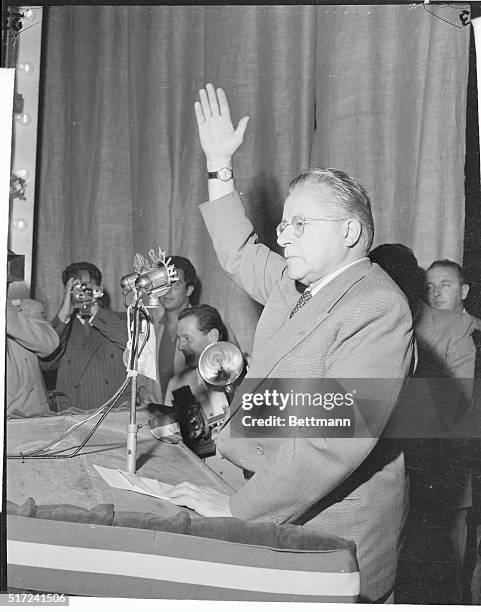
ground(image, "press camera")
xmin=71 ymin=280 xmax=104 ymax=316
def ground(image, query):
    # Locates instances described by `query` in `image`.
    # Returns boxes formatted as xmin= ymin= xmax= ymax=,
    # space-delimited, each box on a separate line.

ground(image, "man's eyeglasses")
xmin=276 ymin=215 xmax=347 ymax=238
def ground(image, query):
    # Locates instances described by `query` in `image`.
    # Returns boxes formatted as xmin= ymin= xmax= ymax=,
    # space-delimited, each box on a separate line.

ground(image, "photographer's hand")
xmin=57 ymin=277 xmax=77 ymax=323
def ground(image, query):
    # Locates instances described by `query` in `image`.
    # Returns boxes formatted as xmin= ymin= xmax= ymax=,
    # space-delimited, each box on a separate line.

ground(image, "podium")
xmin=6 ymin=412 xmax=360 ymax=602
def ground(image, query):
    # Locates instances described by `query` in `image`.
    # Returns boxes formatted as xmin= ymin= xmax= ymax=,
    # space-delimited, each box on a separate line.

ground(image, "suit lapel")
xmin=250 ymin=259 xmax=372 ymax=379
xmin=222 ymin=259 xmax=372 ymax=430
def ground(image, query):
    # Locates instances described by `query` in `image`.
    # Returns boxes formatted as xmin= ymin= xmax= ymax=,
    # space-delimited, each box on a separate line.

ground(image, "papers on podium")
xmin=93 ymin=464 xmax=173 ymax=500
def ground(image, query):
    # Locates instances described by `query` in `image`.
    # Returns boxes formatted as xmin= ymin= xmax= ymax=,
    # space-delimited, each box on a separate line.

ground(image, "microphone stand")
xmin=126 ymin=298 xmax=142 ymax=473
xmin=122 ymin=253 xmax=178 ymax=473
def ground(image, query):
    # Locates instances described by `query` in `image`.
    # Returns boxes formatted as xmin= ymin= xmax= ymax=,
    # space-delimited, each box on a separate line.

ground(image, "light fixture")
xmin=15 ymin=112 xmax=32 ymax=126
xmin=11 ymin=218 xmax=28 ymax=232
xmin=17 ymin=62 xmax=34 ymax=75
xmin=13 ymin=168 xmax=30 ymax=180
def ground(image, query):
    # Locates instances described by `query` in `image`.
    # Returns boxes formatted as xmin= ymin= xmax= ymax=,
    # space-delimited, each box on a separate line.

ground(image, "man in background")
xmin=136 ymin=256 xmax=201 ymax=405
xmin=426 ymin=258 xmax=481 ymax=602
xmin=41 ymin=262 xmax=128 ymax=411
xmin=164 ymin=304 xmax=246 ymax=490
xmin=426 ymin=259 xmax=481 ymax=330
xmin=6 ymin=251 xmax=59 ymax=418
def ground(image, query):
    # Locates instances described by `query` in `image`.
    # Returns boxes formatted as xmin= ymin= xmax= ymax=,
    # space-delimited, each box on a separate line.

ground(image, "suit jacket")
xmin=41 ymin=307 xmax=128 ymax=411
xmin=409 ymin=303 xmax=476 ymax=510
xmin=6 ymin=299 xmax=59 ymax=417
xmin=200 ymin=191 xmax=413 ymax=602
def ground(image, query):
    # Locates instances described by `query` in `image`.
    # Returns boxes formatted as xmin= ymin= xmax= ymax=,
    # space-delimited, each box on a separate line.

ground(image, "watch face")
xmin=218 ymin=167 xmax=233 ymax=181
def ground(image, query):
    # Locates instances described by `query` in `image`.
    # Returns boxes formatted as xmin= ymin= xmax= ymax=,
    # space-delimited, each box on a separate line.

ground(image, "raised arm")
xmin=195 ymin=84 xmax=249 ymax=201
xmin=196 ymin=84 xmax=286 ymax=304
xmin=7 ymin=299 xmax=59 ymax=357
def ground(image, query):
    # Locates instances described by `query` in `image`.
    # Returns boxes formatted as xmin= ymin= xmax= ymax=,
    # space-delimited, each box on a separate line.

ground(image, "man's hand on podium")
xmin=165 ymin=481 xmax=232 ymax=517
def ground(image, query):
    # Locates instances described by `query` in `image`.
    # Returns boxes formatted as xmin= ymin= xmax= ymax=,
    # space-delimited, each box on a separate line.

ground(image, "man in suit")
xmin=425 ymin=258 xmax=481 ymax=601
xmin=166 ymin=84 xmax=413 ymax=602
xmin=41 ymin=262 xmax=128 ymax=411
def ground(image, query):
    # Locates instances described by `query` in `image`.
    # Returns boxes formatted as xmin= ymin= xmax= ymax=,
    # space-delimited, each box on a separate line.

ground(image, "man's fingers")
xmin=235 ymin=116 xmax=250 ymax=141
xmin=216 ymin=87 xmax=231 ymax=120
xmin=166 ymin=482 xmax=203 ymax=499
xmin=206 ymin=83 xmax=220 ymax=116
xmin=198 ymin=88 xmax=212 ymax=118
xmin=194 ymin=101 xmax=205 ymax=125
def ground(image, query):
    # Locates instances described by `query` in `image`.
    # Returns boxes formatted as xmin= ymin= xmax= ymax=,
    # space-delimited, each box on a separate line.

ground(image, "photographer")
xmin=41 ymin=262 xmax=128 ymax=411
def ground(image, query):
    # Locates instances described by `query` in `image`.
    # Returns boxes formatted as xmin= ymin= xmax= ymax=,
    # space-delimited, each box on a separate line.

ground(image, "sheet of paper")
xmin=93 ymin=464 xmax=173 ymax=500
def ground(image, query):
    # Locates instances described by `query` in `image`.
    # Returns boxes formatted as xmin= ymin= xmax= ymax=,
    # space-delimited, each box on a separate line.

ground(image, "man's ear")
xmin=207 ymin=328 xmax=220 ymax=343
xmin=344 ymin=219 xmax=362 ymax=247
xmin=186 ymin=284 xmax=194 ymax=298
xmin=462 ymin=283 xmax=470 ymax=301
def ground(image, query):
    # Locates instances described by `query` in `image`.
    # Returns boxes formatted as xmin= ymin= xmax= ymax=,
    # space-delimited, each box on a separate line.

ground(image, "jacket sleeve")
xmin=445 ymin=316 xmax=476 ymax=380
xmin=39 ymin=315 xmax=71 ymax=370
xmin=6 ymin=299 xmax=59 ymax=358
xmin=199 ymin=191 xmax=287 ymax=306
xmin=436 ymin=315 xmax=476 ymax=428
xmin=228 ymin=289 xmax=413 ymax=523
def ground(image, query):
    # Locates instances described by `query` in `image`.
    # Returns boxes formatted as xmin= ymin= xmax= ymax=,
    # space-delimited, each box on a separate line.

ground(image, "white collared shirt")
xmin=309 ymin=257 xmax=368 ymax=297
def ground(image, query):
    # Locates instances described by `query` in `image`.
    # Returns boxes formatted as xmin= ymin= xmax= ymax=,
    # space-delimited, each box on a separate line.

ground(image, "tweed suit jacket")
xmin=200 ymin=191 xmax=413 ymax=602
xmin=6 ymin=299 xmax=59 ymax=418
xmin=41 ymin=307 xmax=128 ymax=411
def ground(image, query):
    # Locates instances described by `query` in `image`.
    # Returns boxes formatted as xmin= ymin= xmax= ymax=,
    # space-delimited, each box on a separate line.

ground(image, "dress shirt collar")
xmin=309 ymin=257 xmax=368 ymax=297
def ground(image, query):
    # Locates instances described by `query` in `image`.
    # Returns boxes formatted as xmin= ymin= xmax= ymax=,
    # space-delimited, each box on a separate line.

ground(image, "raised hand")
xmin=195 ymin=83 xmax=249 ymax=168
xmin=57 ymin=276 xmax=77 ymax=323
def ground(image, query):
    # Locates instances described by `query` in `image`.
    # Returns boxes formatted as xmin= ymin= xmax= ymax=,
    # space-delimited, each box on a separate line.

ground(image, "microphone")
xmin=120 ymin=248 xmax=178 ymax=308
xmin=120 ymin=272 xmax=138 ymax=292
xmin=136 ymin=266 xmax=172 ymax=296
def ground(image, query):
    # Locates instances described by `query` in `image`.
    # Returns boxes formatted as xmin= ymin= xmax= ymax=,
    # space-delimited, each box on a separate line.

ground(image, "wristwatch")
xmin=208 ymin=167 xmax=233 ymax=182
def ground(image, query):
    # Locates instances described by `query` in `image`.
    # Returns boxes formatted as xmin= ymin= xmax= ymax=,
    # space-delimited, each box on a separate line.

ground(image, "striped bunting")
xmin=7 ymin=516 xmax=360 ymax=601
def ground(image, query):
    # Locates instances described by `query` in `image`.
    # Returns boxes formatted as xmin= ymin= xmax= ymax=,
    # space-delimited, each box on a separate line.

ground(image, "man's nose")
xmin=277 ymin=226 xmax=294 ymax=248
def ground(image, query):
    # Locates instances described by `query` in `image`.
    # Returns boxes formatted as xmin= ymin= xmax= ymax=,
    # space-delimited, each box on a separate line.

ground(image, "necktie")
xmin=289 ymin=288 xmax=312 ymax=318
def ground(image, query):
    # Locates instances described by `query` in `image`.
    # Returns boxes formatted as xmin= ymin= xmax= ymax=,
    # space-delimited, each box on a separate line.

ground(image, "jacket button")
xmin=255 ymin=445 xmax=264 ymax=455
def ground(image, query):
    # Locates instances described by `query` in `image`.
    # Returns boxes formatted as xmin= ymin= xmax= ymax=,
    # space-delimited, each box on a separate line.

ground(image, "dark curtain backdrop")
xmin=35 ymin=5 xmax=470 ymax=353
